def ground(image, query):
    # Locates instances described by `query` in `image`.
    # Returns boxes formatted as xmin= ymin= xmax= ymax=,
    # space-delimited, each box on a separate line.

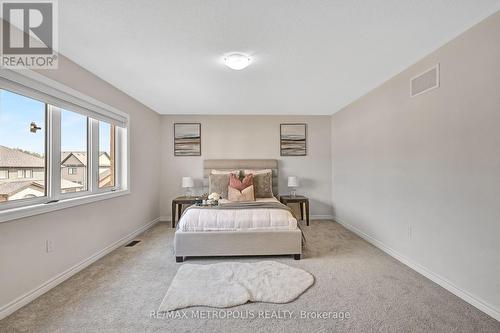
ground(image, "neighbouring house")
xmin=60 ymin=179 xmax=85 ymax=194
xmin=0 ymin=145 xmax=45 ymax=181
xmin=60 ymin=151 xmax=113 ymax=189
xmin=0 ymin=146 xmax=84 ymax=201
xmin=0 ymin=181 xmax=45 ymax=202
xmin=0 ymin=146 xmax=46 ymax=201
xmin=61 ymin=151 xmax=88 ymax=189
xmin=98 ymin=152 xmax=113 ymax=187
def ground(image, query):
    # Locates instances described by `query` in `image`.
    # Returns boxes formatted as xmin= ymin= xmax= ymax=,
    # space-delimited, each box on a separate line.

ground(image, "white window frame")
xmin=96 ymin=120 xmax=119 ymax=193
xmin=58 ymin=112 xmax=90 ymax=199
xmin=0 ymin=69 xmax=130 ymax=223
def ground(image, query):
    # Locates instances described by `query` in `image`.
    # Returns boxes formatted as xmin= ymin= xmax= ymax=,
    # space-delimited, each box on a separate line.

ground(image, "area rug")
xmin=159 ymin=261 xmax=314 ymax=312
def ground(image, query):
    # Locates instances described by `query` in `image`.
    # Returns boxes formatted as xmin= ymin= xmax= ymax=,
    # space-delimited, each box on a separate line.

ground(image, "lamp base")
xmin=290 ymin=189 xmax=297 ymax=197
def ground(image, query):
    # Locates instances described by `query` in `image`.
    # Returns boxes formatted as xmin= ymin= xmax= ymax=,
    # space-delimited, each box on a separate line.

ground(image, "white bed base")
xmin=174 ymin=229 xmax=302 ymax=262
xmin=174 ymin=159 xmax=302 ymax=262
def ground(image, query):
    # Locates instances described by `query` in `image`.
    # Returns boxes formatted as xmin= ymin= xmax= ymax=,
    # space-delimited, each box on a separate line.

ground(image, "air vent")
xmin=411 ymin=64 xmax=439 ymax=97
xmin=125 ymin=240 xmax=141 ymax=247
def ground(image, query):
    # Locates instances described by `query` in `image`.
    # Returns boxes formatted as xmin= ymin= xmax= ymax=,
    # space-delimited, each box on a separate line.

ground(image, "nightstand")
xmin=171 ymin=196 xmax=200 ymax=228
xmin=279 ymin=195 xmax=310 ymax=226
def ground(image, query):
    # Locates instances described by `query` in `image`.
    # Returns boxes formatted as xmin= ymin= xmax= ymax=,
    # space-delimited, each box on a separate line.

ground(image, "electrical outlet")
xmin=46 ymin=240 xmax=54 ymax=253
xmin=408 ymin=225 xmax=413 ymax=240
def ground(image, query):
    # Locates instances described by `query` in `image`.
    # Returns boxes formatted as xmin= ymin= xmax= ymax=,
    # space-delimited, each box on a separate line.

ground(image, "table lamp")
xmin=288 ymin=176 xmax=299 ymax=197
xmin=182 ymin=177 xmax=194 ymax=196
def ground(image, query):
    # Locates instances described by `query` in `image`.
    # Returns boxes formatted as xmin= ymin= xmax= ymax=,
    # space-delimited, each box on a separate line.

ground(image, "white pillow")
xmin=211 ymin=169 xmax=240 ymax=175
xmin=243 ymin=169 xmax=272 ymax=175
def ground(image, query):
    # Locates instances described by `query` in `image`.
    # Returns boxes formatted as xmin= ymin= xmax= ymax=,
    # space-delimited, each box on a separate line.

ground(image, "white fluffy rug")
xmin=159 ymin=261 xmax=314 ymax=312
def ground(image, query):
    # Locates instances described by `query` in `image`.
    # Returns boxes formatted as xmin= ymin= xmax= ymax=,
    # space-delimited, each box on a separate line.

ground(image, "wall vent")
xmin=125 ymin=240 xmax=141 ymax=247
xmin=410 ymin=64 xmax=439 ymax=97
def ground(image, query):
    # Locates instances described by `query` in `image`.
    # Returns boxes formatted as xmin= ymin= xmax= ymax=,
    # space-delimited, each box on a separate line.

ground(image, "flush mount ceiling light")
xmin=223 ymin=53 xmax=251 ymax=70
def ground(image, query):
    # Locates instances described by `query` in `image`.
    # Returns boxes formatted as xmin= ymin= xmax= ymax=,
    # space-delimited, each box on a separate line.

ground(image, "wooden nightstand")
xmin=279 ymin=195 xmax=310 ymax=226
xmin=171 ymin=196 xmax=200 ymax=228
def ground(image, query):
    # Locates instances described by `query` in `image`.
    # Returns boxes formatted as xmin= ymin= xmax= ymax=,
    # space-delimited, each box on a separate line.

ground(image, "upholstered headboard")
xmin=203 ymin=159 xmax=279 ymax=196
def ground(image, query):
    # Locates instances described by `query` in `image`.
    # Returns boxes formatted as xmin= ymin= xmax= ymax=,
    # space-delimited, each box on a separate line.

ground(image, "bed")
xmin=173 ymin=159 xmax=302 ymax=262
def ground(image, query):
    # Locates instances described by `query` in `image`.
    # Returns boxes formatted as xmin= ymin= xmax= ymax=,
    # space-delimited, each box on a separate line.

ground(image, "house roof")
xmin=0 ymin=179 xmax=83 ymax=196
xmin=0 ymin=145 xmax=44 ymax=168
xmin=61 ymin=151 xmax=110 ymax=167
xmin=0 ymin=180 xmax=44 ymax=196
xmin=61 ymin=179 xmax=84 ymax=190
xmin=99 ymin=168 xmax=111 ymax=178
xmin=99 ymin=152 xmax=111 ymax=167
xmin=61 ymin=151 xmax=88 ymax=166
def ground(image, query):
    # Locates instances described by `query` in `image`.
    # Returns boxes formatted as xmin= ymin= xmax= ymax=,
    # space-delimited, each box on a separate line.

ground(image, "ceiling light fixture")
xmin=224 ymin=53 xmax=251 ymax=70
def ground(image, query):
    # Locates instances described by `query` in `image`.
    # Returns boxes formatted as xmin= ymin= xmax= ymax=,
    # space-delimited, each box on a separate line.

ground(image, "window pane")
xmin=61 ymin=109 xmax=88 ymax=193
xmin=98 ymin=121 xmax=115 ymax=188
xmin=0 ymin=89 xmax=46 ymax=203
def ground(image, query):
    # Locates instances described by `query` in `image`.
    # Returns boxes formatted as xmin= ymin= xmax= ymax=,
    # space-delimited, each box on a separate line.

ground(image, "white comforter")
xmin=176 ymin=198 xmax=297 ymax=232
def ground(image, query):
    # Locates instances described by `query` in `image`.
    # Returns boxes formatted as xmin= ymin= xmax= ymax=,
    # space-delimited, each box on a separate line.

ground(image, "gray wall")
xmin=0 ymin=56 xmax=161 ymax=312
xmin=331 ymin=11 xmax=500 ymax=315
xmin=160 ymin=115 xmax=333 ymax=218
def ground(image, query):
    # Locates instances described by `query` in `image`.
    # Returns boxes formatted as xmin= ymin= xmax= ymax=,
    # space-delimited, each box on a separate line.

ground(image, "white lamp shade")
xmin=181 ymin=177 xmax=194 ymax=188
xmin=288 ymin=176 xmax=299 ymax=187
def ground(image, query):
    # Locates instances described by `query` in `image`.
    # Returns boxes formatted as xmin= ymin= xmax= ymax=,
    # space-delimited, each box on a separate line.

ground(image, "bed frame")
xmin=174 ymin=159 xmax=302 ymax=262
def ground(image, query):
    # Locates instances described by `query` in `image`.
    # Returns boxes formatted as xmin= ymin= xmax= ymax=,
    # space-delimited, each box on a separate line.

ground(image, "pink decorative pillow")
xmin=229 ymin=173 xmax=253 ymax=191
xmin=228 ymin=185 xmax=255 ymax=202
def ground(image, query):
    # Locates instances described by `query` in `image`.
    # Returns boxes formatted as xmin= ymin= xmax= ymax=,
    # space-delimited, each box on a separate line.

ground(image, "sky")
xmin=0 ymin=90 xmax=111 ymax=155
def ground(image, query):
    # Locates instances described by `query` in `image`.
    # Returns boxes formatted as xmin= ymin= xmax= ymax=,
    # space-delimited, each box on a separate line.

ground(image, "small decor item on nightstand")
xmin=288 ymin=176 xmax=299 ymax=197
xmin=208 ymin=192 xmax=221 ymax=205
xmin=182 ymin=177 xmax=194 ymax=196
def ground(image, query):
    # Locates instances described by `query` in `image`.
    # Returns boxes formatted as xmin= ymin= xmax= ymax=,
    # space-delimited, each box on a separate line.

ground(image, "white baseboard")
xmin=311 ymin=214 xmax=334 ymax=220
xmin=334 ymin=216 xmax=500 ymax=322
xmin=0 ymin=217 xmax=161 ymax=320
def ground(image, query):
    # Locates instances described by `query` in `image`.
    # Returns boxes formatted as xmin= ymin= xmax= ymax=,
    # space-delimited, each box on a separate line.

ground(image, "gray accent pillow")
xmin=252 ymin=172 xmax=273 ymax=198
xmin=209 ymin=174 xmax=230 ymax=199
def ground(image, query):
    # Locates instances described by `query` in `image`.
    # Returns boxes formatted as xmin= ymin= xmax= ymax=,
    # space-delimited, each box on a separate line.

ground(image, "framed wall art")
xmin=174 ymin=123 xmax=201 ymax=156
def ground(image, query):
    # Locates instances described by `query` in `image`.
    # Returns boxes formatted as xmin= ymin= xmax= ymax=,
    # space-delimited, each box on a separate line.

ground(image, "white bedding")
xmin=177 ymin=197 xmax=297 ymax=232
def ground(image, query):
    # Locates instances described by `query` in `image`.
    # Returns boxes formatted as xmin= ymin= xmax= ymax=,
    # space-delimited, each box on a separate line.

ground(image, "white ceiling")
xmin=59 ymin=1 xmax=500 ymax=115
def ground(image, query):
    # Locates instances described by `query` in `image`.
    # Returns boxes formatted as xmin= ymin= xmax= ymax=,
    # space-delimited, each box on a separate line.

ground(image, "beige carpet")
xmin=0 ymin=220 xmax=499 ymax=333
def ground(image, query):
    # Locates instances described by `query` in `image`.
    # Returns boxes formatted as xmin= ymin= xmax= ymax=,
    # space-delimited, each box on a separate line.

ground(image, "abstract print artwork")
xmin=174 ymin=123 xmax=201 ymax=156
xmin=280 ymin=123 xmax=306 ymax=156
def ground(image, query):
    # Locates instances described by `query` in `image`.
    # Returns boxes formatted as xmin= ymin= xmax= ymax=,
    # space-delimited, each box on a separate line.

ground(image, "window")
xmin=0 ymin=90 xmax=46 ymax=203
xmin=61 ymin=109 xmax=88 ymax=193
xmin=0 ymin=71 xmax=129 ymax=219
xmin=98 ymin=121 xmax=115 ymax=189
xmin=17 ymin=169 xmax=33 ymax=179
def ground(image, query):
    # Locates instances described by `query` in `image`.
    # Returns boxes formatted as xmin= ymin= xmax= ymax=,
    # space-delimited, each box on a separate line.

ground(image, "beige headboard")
xmin=204 ymin=159 xmax=279 ymax=196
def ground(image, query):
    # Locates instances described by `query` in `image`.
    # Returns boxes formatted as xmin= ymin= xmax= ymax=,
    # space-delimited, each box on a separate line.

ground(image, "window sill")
xmin=0 ymin=189 xmax=130 ymax=224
